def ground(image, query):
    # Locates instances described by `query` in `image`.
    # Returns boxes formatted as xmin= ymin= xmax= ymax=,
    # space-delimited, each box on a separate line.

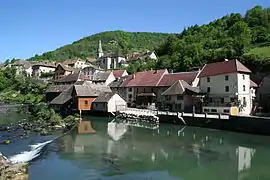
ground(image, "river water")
xmin=1 ymin=113 xmax=270 ymax=180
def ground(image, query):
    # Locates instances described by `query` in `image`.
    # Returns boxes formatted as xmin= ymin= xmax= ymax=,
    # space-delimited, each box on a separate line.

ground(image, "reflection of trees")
xmin=56 ymin=120 xmax=270 ymax=180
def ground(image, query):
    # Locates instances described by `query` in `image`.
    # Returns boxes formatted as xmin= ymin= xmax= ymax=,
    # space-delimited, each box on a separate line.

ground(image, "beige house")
xmin=161 ymin=80 xmax=203 ymax=112
xmin=63 ymin=59 xmax=87 ymax=69
xmin=92 ymin=92 xmax=127 ymax=113
xmin=54 ymin=64 xmax=74 ymax=80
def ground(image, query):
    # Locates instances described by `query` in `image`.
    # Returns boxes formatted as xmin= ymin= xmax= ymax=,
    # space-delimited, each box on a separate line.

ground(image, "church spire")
xmin=97 ymin=40 xmax=104 ymax=58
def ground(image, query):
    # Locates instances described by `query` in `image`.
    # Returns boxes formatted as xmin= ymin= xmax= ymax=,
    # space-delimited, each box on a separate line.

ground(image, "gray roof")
xmin=109 ymin=75 xmax=129 ymax=88
xmin=50 ymin=86 xmax=73 ymax=105
xmin=45 ymin=85 xmax=72 ymax=93
xmin=57 ymin=63 xmax=74 ymax=72
xmin=74 ymin=84 xmax=112 ymax=97
xmin=12 ymin=60 xmax=32 ymax=69
xmin=93 ymin=92 xmax=115 ymax=103
xmin=55 ymin=71 xmax=86 ymax=83
xmin=161 ymin=80 xmax=201 ymax=96
xmin=92 ymin=72 xmax=111 ymax=82
xmin=32 ymin=62 xmax=56 ymax=68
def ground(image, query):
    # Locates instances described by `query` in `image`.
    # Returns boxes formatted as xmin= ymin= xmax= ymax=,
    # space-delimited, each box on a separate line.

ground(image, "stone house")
xmin=11 ymin=60 xmax=32 ymax=77
xmin=81 ymin=64 xmax=103 ymax=79
xmin=198 ymin=59 xmax=255 ymax=115
xmin=92 ymin=71 xmax=115 ymax=86
xmin=63 ymin=58 xmax=87 ymax=69
xmin=92 ymin=92 xmax=127 ymax=113
xmin=54 ymin=71 xmax=87 ymax=85
xmin=161 ymin=80 xmax=203 ymax=112
xmin=54 ymin=64 xmax=74 ymax=80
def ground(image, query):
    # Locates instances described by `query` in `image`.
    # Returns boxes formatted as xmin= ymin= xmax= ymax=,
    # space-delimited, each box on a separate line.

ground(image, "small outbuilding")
xmin=92 ymin=92 xmax=127 ymax=113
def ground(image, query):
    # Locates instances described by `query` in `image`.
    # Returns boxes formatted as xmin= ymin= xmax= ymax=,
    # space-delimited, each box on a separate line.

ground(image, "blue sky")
xmin=0 ymin=0 xmax=269 ymax=61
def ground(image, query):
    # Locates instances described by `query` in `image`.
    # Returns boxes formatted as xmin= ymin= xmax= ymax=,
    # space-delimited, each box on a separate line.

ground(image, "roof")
xmin=92 ymin=72 xmax=111 ymax=82
xmin=127 ymin=51 xmax=154 ymax=61
xmin=32 ymin=62 xmax=56 ymax=68
xmin=56 ymin=63 xmax=74 ymax=72
xmin=123 ymin=69 xmax=167 ymax=87
xmin=55 ymin=72 xmax=86 ymax=83
xmin=158 ymin=71 xmax=198 ymax=86
xmin=109 ymin=75 xmax=130 ymax=88
xmin=63 ymin=58 xmax=84 ymax=65
xmin=50 ymin=86 xmax=73 ymax=105
xmin=12 ymin=60 xmax=32 ymax=69
xmin=113 ymin=70 xmax=126 ymax=78
xmin=161 ymin=80 xmax=201 ymax=96
xmin=74 ymin=84 xmax=112 ymax=97
xmin=45 ymin=85 xmax=73 ymax=93
xmin=93 ymin=92 xmax=115 ymax=103
xmin=250 ymin=80 xmax=258 ymax=88
xmin=198 ymin=59 xmax=251 ymax=78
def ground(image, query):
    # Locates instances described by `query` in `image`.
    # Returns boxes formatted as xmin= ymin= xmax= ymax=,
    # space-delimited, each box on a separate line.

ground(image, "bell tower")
xmin=97 ymin=40 xmax=104 ymax=58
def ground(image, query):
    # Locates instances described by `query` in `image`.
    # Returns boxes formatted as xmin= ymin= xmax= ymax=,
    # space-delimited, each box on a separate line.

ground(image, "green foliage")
xmin=28 ymin=31 xmax=171 ymax=62
xmin=154 ymin=5 xmax=270 ymax=72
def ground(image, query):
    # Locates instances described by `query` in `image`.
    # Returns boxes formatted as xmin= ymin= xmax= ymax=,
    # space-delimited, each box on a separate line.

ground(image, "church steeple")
xmin=97 ymin=40 xmax=104 ymax=58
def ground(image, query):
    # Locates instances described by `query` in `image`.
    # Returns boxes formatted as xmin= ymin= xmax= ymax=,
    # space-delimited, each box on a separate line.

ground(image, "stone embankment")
xmin=0 ymin=153 xmax=28 ymax=180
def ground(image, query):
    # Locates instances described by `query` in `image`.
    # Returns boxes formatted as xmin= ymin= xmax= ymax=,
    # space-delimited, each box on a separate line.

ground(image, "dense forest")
xmin=28 ymin=31 xmax=171 ymax=61
xmin=126 ymin=6 xmax=270 ymax=73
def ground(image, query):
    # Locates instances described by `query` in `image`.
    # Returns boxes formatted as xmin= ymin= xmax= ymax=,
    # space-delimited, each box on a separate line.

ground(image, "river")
xmin=1 ymin=113 xmax=270 ymax=180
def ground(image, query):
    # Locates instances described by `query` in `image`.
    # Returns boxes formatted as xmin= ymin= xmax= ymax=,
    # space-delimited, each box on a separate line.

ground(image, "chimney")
xmin=132 ymin=74 xmax=135 ymax=79
xmin=225 ymin=59 xmax=229 ymax=61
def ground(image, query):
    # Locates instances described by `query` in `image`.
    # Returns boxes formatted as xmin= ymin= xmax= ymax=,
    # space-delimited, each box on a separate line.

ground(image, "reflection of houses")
xmin=236 ymin=146 xmax=255 ymax=173
xmin=161 ymin=80 xmax=203 ymax=112
xmin=92 ymin=92 xmax=127 ymax=113
xmin=11 ymin=60 xmax=32 ymax=77
xmin=107 ymin=122 xmax=128 ymax=141
xmin=198 ymin=59 xmax=255 ymax=115
xmin=54 ymin=64 xmax=74 ymax=80
xmin=31 ymin=62 xmax=56 ymax=78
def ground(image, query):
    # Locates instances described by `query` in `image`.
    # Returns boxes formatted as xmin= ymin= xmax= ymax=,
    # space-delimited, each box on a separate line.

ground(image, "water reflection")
xmin=58 ymin=119 xmax=270 ymax=179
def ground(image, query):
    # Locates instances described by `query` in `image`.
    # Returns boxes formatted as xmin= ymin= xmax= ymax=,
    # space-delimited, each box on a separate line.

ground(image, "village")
xmin=3 ymin=40 xmax=268 ymax=119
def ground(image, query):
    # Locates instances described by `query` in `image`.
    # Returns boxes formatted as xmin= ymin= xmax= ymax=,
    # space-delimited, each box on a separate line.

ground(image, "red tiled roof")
xmin=250 ymin=80 xmax=258 ymax=87
xmin=158 ymin=72 xmax=198 ymax=86
xmin=123 ymin=69 xmax=167 ymax=87
xmin=198 ymin=60 xmax=251 ymax=78
xmin=113 ymin=70 xmax=126 ymax=78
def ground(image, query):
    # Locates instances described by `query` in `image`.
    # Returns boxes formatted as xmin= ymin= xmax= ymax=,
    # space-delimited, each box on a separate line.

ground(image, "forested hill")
xmin=154 ymin=5 xmax=270 ymax=73
xmin=28 ymin=31 xmax=171 ymax=62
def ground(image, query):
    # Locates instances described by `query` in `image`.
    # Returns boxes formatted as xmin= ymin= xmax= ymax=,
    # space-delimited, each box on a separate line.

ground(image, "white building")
xmin=32 ymin=62 xmax=56 ymax=77
xmin=198 ymin=59 xmax=254 ymax=115
xmin=81 ymin=64 xmax=103 ymax=79
xmin=92 ymin=92 xmax=127 ymax=113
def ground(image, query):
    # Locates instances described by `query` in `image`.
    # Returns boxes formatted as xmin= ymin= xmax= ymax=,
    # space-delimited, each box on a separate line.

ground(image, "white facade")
xmin=32 ymin=66 xmax=55 ymax=77
xmin=99 ymin=56 xmax=126 ymax=70
xmin=200 ymin=73 xmax=253 ymax=115
xmin=105 ymin=72 xmax=116 ymax=86
xmin=93 ymin=94 xmax=127 ymax=112
xmin=149 ymin=52 xmax=157 ymax=60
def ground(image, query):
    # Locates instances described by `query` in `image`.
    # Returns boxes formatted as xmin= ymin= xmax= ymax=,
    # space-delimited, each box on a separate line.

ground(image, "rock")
xmin=40 ymin=129 xmax=52 ymax=136
xmin=3 ymin=140 xmax=11 ymax=144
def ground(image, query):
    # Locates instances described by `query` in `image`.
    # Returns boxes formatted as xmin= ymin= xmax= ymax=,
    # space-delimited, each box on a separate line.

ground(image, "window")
xmin=209 ymin=97 xmax=213 ymax=102
xmin=151 ymin=88 xmax=154 ymax=93
xmin=165 ymin=95 xmax=171 ymax=101
xmin=243 ymin=85 xmax=246 ymax=91
xmin=136 ymin=88 xmax=138 ymax=93
xmin=225 ymin=86 xmax=229 ymax=92
xmin=204 ymin=109 xmax=209 ymax=112
xmin=143 ymin=88 xmax=146 ymax=92
xmin=207 ymin=77 xmax=210 ymax=82
xmin=128 ymin=94 xmax=132 ymax=98
xmin=177 ymin=95 xmax=183 ymax=100
xmin=224 ymin=109 xmax=230 ymax=113
xmin=221 ymin=98 xmax=224 ymax=103
xmin=243 ymin=97 xmax=247 ymax=107
xmin=84 ymin=101 xmax=88 ymax=105
xmin=243 ymin=74 xmax=245 ymax=80
xmin=128 ymin=88 xmax=132 ymax=92
xmin=207 ymin=87 xmax=211 ymax=93
xmin=211 ymin=109 xmax=217 ymax=113
xmin=225 ymin=75 xmax=229 ymax=81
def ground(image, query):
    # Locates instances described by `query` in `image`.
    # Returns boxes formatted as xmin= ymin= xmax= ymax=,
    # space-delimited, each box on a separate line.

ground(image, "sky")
xmin=0 ymin=0 xmax=270 ymax=61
